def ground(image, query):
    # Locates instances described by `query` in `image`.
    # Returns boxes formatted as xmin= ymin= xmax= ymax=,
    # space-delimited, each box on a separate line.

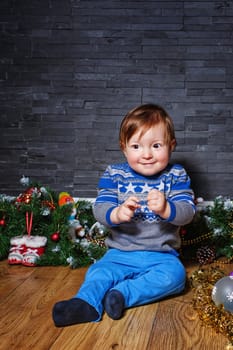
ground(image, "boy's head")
xmin=119 ymin=104 xmax=176 ymax=151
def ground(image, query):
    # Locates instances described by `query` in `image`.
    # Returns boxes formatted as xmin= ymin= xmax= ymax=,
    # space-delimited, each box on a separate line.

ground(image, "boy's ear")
xmin=119 ymin=141 xmax=125 ymax=151
xmin=121 ymin=143 xmax=128 ymax=158
xmin=170 ymin=139 xmax=176 ymax=152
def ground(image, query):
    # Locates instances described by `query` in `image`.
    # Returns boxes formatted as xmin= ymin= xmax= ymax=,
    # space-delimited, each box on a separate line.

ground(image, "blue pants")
xmin=75 ymin=248 xmax=186 ymax=321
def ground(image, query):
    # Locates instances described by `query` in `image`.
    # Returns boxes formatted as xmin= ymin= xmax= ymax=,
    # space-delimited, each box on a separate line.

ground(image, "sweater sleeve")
xmin=93 ymin=165 xmax=119 ymax=227
xmin=164 ymin=164 xmax=196 ymax=226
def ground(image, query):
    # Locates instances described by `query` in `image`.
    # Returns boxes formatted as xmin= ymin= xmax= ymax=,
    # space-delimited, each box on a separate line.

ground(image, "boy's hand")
xmin=110 ymin=196 xmax=141 ymax=224
xmin=147 ymin=189 xmax=170 ymax=219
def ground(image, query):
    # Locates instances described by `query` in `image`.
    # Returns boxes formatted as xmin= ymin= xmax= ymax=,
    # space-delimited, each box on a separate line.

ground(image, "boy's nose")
xmin=142 ymin=148 xmax=153 ymax=158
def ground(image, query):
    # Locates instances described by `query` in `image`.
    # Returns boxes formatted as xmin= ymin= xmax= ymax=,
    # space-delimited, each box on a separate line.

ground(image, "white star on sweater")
xmin=140 ymin=183 xmax=153 ymax=193
xmin=125 ymin=182 xmax=137 ymax=193
xmin=157 ymin=181 xmax=165 ymax=192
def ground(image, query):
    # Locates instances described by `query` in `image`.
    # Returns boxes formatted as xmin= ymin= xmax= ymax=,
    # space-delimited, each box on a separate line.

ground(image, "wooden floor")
xmin=0 ymin=259 xmax=230 ymax=350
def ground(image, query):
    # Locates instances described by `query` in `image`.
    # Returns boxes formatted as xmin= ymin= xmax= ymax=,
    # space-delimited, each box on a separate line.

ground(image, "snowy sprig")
xmin=20 ymin=175 xmax=30 ymax=187
xmin=205 ymin=196 xmax=233 ymax=259
xmin=213 ymin=227 xmax=224 ymax=236
xmin=224 ymin=199 xmax=233 ymax=210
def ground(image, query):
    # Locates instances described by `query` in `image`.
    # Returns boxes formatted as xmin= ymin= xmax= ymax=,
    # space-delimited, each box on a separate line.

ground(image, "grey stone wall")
xmin=0 ymin=0 xmax=233 ymax=200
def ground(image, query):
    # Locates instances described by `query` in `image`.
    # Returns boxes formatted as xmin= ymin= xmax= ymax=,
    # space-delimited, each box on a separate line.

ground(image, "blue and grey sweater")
xmin=93 ymin=162 xmax=195 ymax=252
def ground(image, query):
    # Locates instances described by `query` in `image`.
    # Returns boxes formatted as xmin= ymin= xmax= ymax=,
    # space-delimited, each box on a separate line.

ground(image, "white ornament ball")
xmin=212 ymin=276 xmax=233 ymax=313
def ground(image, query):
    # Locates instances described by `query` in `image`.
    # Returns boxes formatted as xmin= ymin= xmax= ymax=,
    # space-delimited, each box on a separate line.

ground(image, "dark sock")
xmin=52 ymin=298 xmax=99 ymax=327
xmin=104 ymin=289 xmax=125 ymax=320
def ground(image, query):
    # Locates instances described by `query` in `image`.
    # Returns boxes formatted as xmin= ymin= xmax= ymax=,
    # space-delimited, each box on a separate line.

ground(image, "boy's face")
xmin=123 ymin=123 xmax=175 ymax=177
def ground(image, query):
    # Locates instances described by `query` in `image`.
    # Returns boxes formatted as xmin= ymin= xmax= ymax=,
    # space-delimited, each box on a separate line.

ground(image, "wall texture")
xmin=0 ymin=0 xmax=233 ymax=200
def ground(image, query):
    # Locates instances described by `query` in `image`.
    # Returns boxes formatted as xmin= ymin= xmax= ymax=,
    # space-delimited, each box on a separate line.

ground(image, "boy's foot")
xmin=104 ymin=289 xmax=125 ymax=320
xmin=52 ymin=298 xmax=99 ymax=327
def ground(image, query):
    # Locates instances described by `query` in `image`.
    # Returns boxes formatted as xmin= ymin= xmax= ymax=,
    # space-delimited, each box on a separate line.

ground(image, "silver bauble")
xmin=212 ymin=276 xmax=233 ymax=313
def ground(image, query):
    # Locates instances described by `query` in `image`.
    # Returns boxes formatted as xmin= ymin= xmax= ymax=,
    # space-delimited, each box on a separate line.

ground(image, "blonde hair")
xmin=119 ymin=104 xmax=176 ymax=150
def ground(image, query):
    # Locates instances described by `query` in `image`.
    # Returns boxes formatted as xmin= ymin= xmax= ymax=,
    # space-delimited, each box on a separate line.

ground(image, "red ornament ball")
xmin=51 ymin=232 xmax=60 ymax=242
xmin=0 ymin=218 xmax=6 ymax=226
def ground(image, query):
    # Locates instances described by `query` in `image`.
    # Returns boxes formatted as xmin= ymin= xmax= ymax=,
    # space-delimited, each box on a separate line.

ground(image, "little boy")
xmin=52 ymin=103 xmax=195 ymax=327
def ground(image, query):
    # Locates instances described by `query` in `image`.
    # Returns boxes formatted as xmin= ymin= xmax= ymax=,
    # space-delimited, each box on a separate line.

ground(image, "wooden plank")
xmin=0 ymin=264 xmax=85 ymax=350
xmin=0 ymin=263 xmax=35 ymax=300
xmin=147 ymin=298 xmax=227 ymax=350
xmin=52 ymin=303 xmax=159 ymax=350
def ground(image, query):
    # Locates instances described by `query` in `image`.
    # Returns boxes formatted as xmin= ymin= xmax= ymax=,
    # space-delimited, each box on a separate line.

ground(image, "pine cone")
xmin=196 ymin=245 xmax=216 ymax=265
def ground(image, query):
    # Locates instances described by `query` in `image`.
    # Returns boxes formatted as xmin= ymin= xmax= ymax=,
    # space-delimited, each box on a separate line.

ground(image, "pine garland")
xmin=0 ymin=178 xmax=107 ymax=268
xmin=206 ymin=196 xmax=233 ymax=259
xmin=1 ymin=178 xmax=233 ymax=269
xmin=181 ymin=196 xmax=233 ymax=265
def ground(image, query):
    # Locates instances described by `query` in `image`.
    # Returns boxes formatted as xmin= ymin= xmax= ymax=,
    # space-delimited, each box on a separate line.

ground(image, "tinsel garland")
xmin=189 ymin=267 xmax=233 ymax=348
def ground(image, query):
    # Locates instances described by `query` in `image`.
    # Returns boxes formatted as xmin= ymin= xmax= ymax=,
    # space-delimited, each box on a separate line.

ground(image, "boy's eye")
xmin=132 ymin=144 xmax=139 ymax=149
xmin=153 ymin=143 xmax=161 ymax=149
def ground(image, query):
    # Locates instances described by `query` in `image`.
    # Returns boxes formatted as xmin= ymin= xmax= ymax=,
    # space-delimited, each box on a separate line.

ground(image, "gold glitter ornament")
xmin=190 ymin=266 xmax=233 ymax=346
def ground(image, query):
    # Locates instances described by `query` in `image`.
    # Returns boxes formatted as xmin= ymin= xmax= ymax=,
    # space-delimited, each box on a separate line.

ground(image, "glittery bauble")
xmin=212 ymin=276 xmax=233 ymax=313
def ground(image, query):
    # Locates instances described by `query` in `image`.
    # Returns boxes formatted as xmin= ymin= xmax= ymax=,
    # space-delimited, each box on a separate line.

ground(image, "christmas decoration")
xmin=179 ymin=205 xmax=212 ymax=263
xmin=212 ymin=276 xmax=233 ymax=313
xmin=8 ymin=234 xmax=47 ymax=266
xmin=181 ymin=196 xmax=233 ymax=265
xmin=0 ymin=177 xmax=108 ymax=268
xmin=0 ymin=218 xmax=5 ymax=226
xmin=190 ymin=267 xmax=233 ymax=347
xmin=58 ymin=191 xmax=86 ymax=241
xmin=51 ymin=232 xmax=60 ymax=242
xmin=196 ymin=245 xmax=216 ymax=265
xmin=8 ymin=235 xmax=27 ymax=265
xmin=205 ymin=196 xmax=233 ymax=261
xmin=179 ymin=197 xmax=233 ymax=347
xmin=1 ymin=178 xmax=233 ymax=269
